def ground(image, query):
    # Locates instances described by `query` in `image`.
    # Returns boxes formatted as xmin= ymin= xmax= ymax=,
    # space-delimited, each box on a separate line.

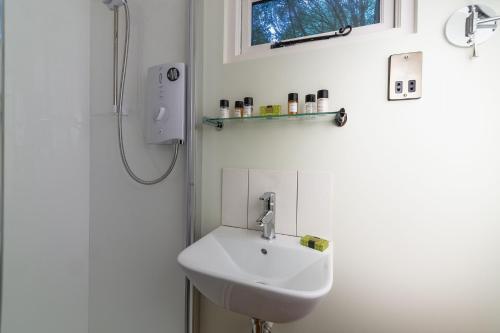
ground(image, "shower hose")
xmin=116 ymin=1 xmax=179 ymax=185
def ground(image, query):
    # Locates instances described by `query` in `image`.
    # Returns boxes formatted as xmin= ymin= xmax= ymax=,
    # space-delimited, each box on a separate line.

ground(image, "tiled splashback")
xmin=221 ymin=168 xmax=333 ymax=240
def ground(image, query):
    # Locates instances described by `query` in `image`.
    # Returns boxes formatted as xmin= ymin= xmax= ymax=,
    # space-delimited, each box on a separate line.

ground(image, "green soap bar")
xmin=259 ymin=105 xmax=281 ymax=116
xmin=300 ymin=235 xmax=329 ymax=252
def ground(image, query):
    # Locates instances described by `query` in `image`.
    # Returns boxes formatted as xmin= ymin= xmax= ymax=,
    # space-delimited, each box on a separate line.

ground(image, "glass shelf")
xmin=203 ymin=108 xmax=347 ymax=130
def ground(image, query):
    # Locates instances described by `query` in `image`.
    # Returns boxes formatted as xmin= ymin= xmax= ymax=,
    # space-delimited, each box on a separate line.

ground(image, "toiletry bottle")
xmin=288 ymin=93 xmax=298 ymax=115
xmin=243 ymin=97 xmax=253 ymax=117
xmin=234 ymin=101 xmax=243 ymax=118
xmin=220 ymin=99 xmax=230 ymax=118
xmin=317 ymin=89 xmax=329 ymax=113
xmin=305 ymin=94 xmax=316 ymax=113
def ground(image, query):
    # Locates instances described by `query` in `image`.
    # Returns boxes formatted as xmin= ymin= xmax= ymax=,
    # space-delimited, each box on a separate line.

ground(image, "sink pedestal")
xmin=251 ymin=318 xmax=273 ymax=333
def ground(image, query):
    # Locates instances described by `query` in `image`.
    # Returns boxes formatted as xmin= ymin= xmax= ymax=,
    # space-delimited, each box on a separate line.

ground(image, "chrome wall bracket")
xmin=334 ymin=108 xmax=347 ymax=127
xmin=446 ymin=4 xmax=500 ymax=58
xmin=202 ymin=118 xmax=224 ymax=130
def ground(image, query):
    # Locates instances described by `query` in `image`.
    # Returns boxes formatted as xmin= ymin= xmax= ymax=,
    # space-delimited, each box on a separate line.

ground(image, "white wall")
xmin=2 ymin=1 xmax=90 ymax=332
xmin=199 ymin=1 xmax=500 ymax=332
xmin=89 ymin=1 xmax=188 ymax=332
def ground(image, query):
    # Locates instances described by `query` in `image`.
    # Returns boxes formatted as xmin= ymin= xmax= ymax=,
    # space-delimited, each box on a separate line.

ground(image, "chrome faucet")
xmin=256 ymin=192 xmax=276 ymax=240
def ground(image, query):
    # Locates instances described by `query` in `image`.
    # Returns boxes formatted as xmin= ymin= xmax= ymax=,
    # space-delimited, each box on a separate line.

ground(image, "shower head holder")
xmin=102 ymin=0 xmax=126 ymax=10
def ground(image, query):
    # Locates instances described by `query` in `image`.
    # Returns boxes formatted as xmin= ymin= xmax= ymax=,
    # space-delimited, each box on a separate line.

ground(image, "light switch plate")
xmin=388 ymin=52 xmax=422 ymax=101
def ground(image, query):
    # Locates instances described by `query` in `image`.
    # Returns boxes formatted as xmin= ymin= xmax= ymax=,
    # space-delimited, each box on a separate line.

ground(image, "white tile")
xmin=297 ymin=171 xmax=333 ymax=240
xmin=222 ymin=168 xmax=249 ymax=228
xmin=248 ymin=169 xmax=297 ymax=236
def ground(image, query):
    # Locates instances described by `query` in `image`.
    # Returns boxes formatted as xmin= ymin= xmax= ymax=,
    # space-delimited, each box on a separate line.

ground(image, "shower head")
xmin=102 ymin=0 xmax=126 ymax=10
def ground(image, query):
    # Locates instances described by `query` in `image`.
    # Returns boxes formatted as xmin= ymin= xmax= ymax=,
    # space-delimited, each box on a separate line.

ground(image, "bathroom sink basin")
xmin=177 ymin=226 xmax=333 ymax=323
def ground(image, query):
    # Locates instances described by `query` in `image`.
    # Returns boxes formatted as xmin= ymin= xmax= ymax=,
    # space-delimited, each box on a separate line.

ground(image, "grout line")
xmin=223 ymin=225 xmax=248 ymax=230
xmin=246 ymin=169 xmax=249 ymax=230
xmin=295 ymin=170 xmax=298 ymax=237
xmin=220 ymin=169 xmax=224 ymax=227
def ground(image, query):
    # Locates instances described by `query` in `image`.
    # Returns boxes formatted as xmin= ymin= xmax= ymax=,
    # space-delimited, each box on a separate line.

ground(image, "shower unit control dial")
xmin=145 ymin=63 xmax=186 ymax=144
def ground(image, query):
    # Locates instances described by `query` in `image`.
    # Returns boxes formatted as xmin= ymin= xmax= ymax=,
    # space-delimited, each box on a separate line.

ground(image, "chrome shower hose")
xmin=116 ymin=2 xmax=179 ymax=185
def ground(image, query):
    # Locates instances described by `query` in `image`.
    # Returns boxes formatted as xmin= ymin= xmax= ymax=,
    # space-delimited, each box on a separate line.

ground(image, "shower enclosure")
xmin=0 ymin=0 xmax=196 ymax=332
xmin=0 ymin=0 xmax=3 ymax=325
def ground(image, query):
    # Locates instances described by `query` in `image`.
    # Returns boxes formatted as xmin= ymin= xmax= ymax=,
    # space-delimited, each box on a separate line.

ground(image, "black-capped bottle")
xmin=305 ymin=94 xmax=316 ymax=114
xmin=234 ymin=101 xmax=244 ymax=118
xmin=288 ymin=93 xmax=298 ymax=115
xmin=243 ymin=97 xmax=253 ymax=117
xmin=317 ymin=90 xmax=329 ymax=113
xmin=220 ymin=99 xmax=230 ymax=118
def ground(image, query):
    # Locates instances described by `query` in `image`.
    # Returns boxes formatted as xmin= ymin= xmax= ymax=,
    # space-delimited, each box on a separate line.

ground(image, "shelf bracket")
xmin=203 ymin=118 xmax=224 ymax=130
xmin=334 ymin=108 xmax=347 ymax=127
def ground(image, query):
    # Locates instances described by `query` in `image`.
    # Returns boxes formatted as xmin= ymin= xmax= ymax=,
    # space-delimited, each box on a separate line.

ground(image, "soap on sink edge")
xmin=300 ymin=235 xmax=329 ymax=252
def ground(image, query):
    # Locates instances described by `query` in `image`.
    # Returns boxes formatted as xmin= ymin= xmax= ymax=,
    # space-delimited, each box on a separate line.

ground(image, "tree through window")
xmin=251 ymin=0 xmax=381 ymax=45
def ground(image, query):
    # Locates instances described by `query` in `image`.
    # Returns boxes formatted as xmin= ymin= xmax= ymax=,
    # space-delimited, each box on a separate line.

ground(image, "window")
xmin=251 ymin=0 xmax=381 ymax=46
xmin=224 ymin=0 xmax=416 ymax=62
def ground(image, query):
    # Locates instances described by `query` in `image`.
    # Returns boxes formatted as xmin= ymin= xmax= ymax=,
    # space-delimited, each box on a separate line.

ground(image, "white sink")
xmin=177 ymin=226 xmax=333 ymax=323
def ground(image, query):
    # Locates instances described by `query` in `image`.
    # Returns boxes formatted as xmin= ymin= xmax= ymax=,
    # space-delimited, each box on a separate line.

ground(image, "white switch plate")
xmin=388 ymin=52 xmax=422 ymax=101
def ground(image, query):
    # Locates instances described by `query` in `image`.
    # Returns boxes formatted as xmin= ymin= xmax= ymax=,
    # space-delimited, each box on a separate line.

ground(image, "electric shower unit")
xmin=102 ymin=0 xmax=186 ymax=185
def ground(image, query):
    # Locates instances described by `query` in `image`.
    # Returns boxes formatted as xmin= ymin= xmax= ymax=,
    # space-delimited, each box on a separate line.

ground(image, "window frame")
xmin=224 ymin=0 xmax=417 ymax=63
xmin=244 ymin=0 xmax=392 ymax=51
